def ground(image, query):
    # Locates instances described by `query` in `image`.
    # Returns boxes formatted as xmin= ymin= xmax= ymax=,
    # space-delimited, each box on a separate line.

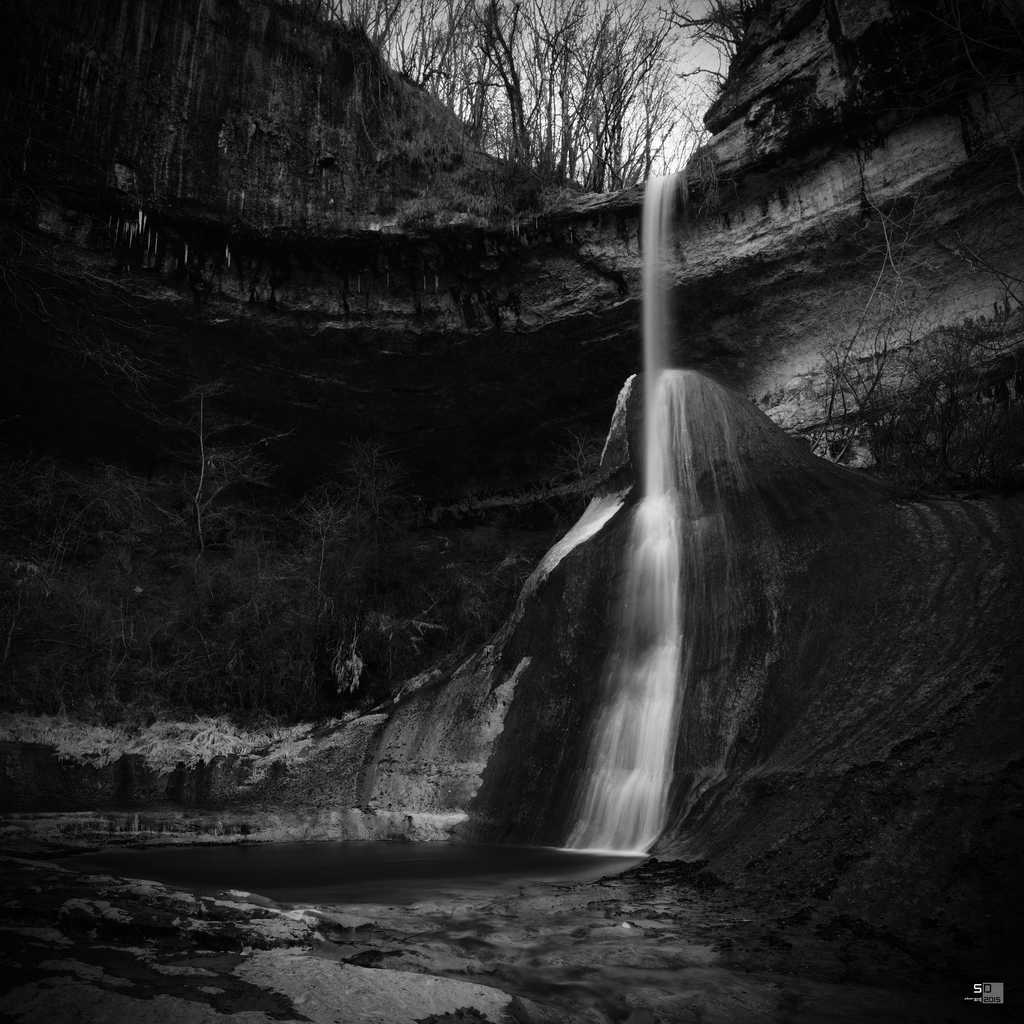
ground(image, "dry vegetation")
xmin=813 ymin=187 xmax=1024 ymax=490
xmin=0 ymin=713 xmax=315 ymax=773
xmin=289 ymin=0 xmax=722 ymax=191
xmin=0 ymin=437 xmax=567 ymax=727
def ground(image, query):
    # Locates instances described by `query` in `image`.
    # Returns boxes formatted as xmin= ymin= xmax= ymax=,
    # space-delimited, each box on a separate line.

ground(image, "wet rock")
xmin=235 ymin=952 xmax=520 ymax=1024
xmin=0 ymin=854 xmax=989 ymax=1022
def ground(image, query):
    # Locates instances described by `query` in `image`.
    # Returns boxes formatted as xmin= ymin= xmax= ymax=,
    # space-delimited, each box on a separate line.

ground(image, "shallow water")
xmin=47 ymin=842 xmax=973 ymax=1023
xmin=62 ymin=841 xmax=645 ymax=905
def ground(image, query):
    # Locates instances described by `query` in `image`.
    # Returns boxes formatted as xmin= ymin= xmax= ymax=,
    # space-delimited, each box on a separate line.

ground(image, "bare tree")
xmin=290 ymin=0 xmax=703 ymax=189
xmin=180 ymin=384 xmax=279 ymax=558
xmin=667 ymin=0 xmax=766 ymax=58
xmin=477 ymin=0 xmax=533 ymax=163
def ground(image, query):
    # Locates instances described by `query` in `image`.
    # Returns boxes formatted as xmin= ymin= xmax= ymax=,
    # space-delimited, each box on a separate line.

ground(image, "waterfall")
xmin=564 ymin=164 xmax=752 ymax=854
xmin=566 ymin=175 xmax=684 ymax=853
xmin=566 ymin=171 xmax=746 ymax=853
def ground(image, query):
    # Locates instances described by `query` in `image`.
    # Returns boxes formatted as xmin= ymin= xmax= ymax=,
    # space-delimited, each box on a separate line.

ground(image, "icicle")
xmin=434 ymin=274 xmax=438 ymax=294
xmin=137 ymin=208 xmax=142 ymax=231
xmin=184 ymin=243 xmax=189 ymax=264
xmin=357 ymin=274 xmax=361 ymax=293
xmin=225 ymin=245 xmax=231 ymax=268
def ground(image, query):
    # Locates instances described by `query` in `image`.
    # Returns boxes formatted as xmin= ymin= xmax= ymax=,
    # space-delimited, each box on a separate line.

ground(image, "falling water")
xmin=567 ymin=175 xmax=685 ymax=853
xmin=566 ymin=170 xmax=748 ymax=853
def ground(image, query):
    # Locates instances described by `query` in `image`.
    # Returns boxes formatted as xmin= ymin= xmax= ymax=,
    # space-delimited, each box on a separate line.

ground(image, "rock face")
xmin=5 ymin=371 xmax=1021 ymax=972
xmin=1 ymin=0 xmax=637 ymax=496
xmin=389 ymin=370 xmax=1024 ymax=964
xmin=2 ymin=0 xmax=1021 ymax=495
xmin=665 ymin=0 xmax=1024 ymax=434
xmin=2 ymin=0 xmax=1023 ymax=971
xmin=3 ymin=0 xmax=462 ymax=230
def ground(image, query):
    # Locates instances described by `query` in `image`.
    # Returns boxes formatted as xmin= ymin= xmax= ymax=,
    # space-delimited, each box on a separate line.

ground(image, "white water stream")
xmin=567 ymin=175 xmax=687 ymax=853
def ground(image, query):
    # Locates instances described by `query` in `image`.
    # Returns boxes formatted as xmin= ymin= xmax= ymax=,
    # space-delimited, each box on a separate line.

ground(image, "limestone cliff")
xmin=4 ymin=0 xmax=1020 ymax=496
xmin=2 ymin=0 xmax=599 ymax=496
xmin=2 ymin=0 xmax=1022 ymax=990
xmin=2 ymin=0 xmax=470 ymax=229
xmin=347 ymin=371 xmax=1024 ymax=966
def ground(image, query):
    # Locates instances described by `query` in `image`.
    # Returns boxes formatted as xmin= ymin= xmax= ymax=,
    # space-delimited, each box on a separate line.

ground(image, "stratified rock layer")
xmin=2 ymin=0 xmax=1021 ymax=494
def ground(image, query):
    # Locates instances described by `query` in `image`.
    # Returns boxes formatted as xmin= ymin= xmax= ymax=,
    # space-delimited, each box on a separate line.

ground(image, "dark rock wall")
xmin=2 ymin=0 xmax=430 ymax=228
xmin=701 ymin=0 xmax=1019 ymax=176
xmin=467 ymin=501 xmax=631 ymax=844
xmin=459 ymin=372 xmax=1023 ymax=956
xmin=0 ymin=0 xmax=641 ymax=495
xmin=659 ymin=449 xmax=1024 ymax=948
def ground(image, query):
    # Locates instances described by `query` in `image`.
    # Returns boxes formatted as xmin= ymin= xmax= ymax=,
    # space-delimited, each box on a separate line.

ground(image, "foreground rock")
xmin=0 ymin=855 xmax=535 ymax=1024
xmin=0 ymin=854 xmax=999 ymax=1023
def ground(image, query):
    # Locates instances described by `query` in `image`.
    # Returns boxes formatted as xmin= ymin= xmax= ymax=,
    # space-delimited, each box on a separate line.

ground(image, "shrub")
xmin=0 ymin=440 xmax=557 ymax=724
xmin=818 ymin=315 xmax=1024 ymax=490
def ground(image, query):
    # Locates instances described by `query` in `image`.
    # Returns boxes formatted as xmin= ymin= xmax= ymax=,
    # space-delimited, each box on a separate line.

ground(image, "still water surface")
xmin=64 ymin=841 xmax=644 ymax=904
